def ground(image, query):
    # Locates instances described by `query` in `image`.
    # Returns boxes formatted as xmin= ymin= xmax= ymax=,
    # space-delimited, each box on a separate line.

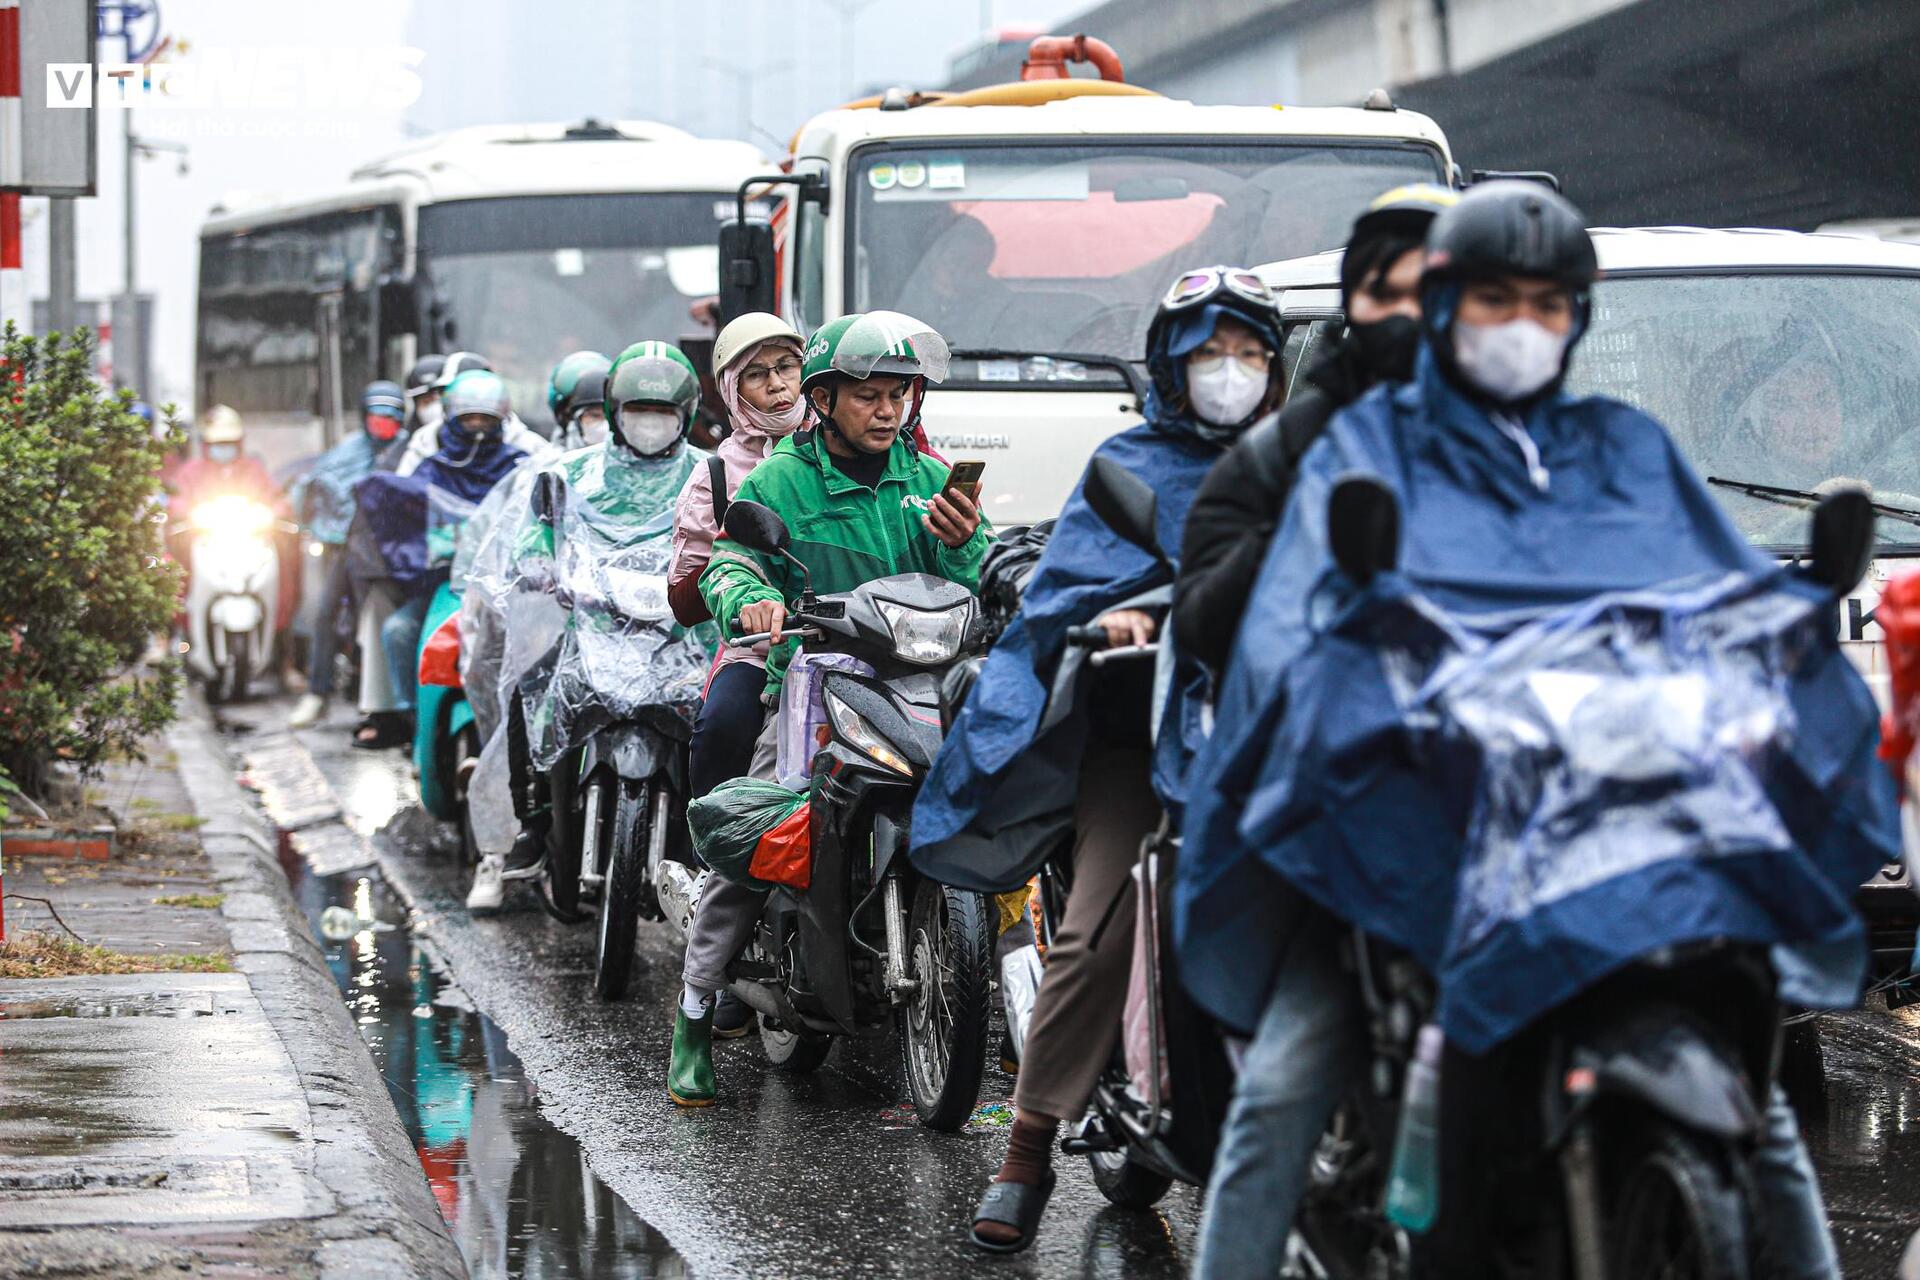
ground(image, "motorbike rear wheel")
xmin=1607 ymin=1128 xmax=1750 ymax=1280
xmin=899 ymin=877 xmax=993 ymax=1132
xmin=595 ymin=779 xmax=648 ymax=1001
xmin=1087 ymin=1146 xmax=1174 ymax=1210
xmin=453 ymin=724 xmax=482 ymax=867
xmin=760 ymin=1017 xmax=833 ymax=1073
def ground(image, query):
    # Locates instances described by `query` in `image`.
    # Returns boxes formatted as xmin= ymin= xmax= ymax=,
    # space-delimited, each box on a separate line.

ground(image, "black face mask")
xmin=1348 ymin=314 xmax=1423 ymax=383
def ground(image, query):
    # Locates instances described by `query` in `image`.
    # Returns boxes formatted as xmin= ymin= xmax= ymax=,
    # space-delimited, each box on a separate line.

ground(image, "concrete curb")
xmin=168 ymin=695 xmax=467 ymax=1280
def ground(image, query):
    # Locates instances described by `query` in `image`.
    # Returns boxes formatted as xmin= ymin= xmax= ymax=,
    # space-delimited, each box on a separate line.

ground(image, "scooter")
xmin=173 ymin=492 xmax=286 ymax=704
xmin=1288 ymin=478 xmax=1878 ymax=1279
xmin=414 ymin=581 xmax=481 ymax=863
xmin=1002 ymin=457 xmax=1234 ymax=1206
xmin=656 ymin=498 xmax=997 ymax=1131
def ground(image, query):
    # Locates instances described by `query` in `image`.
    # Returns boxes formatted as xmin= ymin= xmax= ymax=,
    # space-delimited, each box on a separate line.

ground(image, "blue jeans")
xmin=689 ymin=661 xmax=766 ymax=800
xmin=380 ymin=592 xmax=431 ymax=714
xmin=1196 ymin=921 xmax=1841 ymax=1279
xmin=305 ymin=546 xmax=352 ymax=697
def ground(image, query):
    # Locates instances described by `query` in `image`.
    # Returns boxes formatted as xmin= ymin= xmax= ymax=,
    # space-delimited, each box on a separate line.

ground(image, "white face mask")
xmin=1186 ymin=356 xmax=1267 ymax=428
xmin=576 ymin=409 xmax=609 ymax=447
xmin=619 ymin=407 xmax=682 ymax=455
xmin=416 ymin=399 xmax=444 ymax=430
xmin=1452 ymin=318 xmax=1570 ymax=403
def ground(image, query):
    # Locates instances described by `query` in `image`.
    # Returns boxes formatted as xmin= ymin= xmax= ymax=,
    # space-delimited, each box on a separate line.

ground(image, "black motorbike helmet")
xmin=406 ymin=354 xmax=446 ymax=399
xmin=1340 ymin=183 xmax=1458 ymax=311
xmin=1422 ymin=180 xmax=1597 ymax=291
xmin=1421 ymin=181 xmax=1598 ymax=400
xmin=563 ymin=368 xmax=608 ymax=426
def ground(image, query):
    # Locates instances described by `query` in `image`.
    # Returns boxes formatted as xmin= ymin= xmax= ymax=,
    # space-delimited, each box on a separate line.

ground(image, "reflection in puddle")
xmin=283 ymin=857 xmax=684 ymax=1278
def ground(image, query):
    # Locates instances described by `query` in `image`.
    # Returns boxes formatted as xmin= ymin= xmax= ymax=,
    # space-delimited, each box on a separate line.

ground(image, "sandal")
xmin=968 ymin=1170 xmax=1055 ymax=1254
xmin=351 ymin=712 xmax=412 ymax=751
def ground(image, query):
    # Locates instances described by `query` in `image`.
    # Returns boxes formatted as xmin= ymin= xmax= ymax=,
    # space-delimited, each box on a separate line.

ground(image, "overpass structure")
xmin=945 ymin=0 xmax=1920 ymax=230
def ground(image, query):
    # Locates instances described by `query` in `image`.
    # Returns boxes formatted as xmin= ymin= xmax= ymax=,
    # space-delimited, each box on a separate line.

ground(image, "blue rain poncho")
xmin=289 ymin=432 xmax=379 ymax=546
xmin=1174 ymin=345 xmax=1900 ymax=1050
xmin=351 ymin=423 xmax=526 ymax=597
xmin=912 ymin=302 xmax=1272 ymax=893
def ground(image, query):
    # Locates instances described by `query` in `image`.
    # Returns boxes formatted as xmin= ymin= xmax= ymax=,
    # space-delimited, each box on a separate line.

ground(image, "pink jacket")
xmin=670 ymin=338 xmax=806 ymax=671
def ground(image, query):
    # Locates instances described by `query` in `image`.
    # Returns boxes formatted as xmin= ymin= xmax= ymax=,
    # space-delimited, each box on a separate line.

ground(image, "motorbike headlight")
xmin=824 ymin=689 xmax=913 ymax=776
xmin=193 ymin=495 xmax=274 ymax=537
xmin=874 ymin=599 xmax=970 ymax=665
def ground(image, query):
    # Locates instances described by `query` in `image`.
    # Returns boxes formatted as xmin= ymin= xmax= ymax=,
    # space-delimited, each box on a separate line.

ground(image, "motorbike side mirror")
xmin=1327 ymin=475 xmax=1401 ymax=585
xmin=1807 ymin=487 xmax=1874 ymax=596
xmin=724 ymin=499 xmax=791 ymax=555
xmin=1083 ymin=456 xmax=1165 ymax=565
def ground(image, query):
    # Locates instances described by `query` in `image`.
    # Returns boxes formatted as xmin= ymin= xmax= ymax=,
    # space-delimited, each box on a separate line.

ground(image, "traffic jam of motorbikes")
xmin=94 ymin=22 xmax=1920 ymax=1280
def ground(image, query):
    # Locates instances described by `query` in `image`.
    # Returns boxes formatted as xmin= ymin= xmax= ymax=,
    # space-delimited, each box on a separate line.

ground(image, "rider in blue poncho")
xmin=1176 ymin=183 xmax=1890 ymax=1279
xmin=350 ymin=369 xmax=526 ymax=748
xmin=286 ymin=380 xmax=407 ymax=729
xmin=910 ymin=270 xmax=1289 ymax=1255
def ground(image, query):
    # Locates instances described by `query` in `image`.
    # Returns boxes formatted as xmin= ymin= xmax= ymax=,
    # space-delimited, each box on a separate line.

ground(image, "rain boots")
xmin=669 ymin=1007 xmax=716 ymax=1107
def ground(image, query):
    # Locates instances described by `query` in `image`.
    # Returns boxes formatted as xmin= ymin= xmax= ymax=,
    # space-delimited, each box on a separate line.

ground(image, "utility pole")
xmin=48 ymin=199 xmax=75 ymax=335
xmin=821 ymin=0 xmax=880 ymax=96
xmin=119 ymin=109 xmax=137 ymax=395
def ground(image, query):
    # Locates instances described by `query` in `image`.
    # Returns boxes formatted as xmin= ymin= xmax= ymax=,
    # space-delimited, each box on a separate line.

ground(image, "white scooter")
xmin=173 ymin=493 xmax=283 ymax=704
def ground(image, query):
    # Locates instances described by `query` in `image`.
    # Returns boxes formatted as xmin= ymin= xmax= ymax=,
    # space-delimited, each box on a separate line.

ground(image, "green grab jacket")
xmin=698 ymin=429 xmax=994 ymax=697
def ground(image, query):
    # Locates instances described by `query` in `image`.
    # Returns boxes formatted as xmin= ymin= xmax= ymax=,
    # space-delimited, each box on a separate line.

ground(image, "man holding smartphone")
xmin=666 ymin=311 xmax=993 ymax=1107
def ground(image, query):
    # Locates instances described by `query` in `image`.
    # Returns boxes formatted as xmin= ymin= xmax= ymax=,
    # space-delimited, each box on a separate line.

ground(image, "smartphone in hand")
xmin=943 ymin=459 xmax=985 ymax=504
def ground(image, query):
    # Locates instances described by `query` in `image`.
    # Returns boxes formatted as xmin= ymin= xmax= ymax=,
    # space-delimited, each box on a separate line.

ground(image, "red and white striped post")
xmin=0 ymin=0 xmax=23 ymax=336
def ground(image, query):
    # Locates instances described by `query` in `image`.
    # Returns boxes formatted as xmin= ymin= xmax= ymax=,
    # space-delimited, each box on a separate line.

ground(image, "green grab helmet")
xmin=799 ymin=311 xmax=951 ymax=393
xmin=546 ymin=350 xmax=612 ymax=421
xmin=603 ymin=340 xmax=700 ymax=457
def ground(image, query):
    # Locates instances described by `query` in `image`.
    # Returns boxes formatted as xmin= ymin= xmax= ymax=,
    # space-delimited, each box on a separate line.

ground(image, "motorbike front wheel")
xmin=1606 ymin=1128 xmax=1750 ymax=1280
xmin=899 ymin=877 xmax=993 ymax=1132
xmin=223 ymin=630 xmax=252 ymax=704
xmin=595 ymin=779 xmax=648 ymax=1001
xmin=540 ymin=767 xmax=594 ymax=924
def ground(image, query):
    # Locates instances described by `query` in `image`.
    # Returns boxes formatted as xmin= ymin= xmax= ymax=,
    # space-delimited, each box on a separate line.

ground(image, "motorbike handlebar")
xmin=1064 ymin=624 xmax=1110 ymax=648
xmin=726 ymin=625 xmax=824 ymax=650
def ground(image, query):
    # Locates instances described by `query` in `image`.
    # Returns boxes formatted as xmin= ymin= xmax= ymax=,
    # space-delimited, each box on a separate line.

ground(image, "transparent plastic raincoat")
xmin=463 ymin=439 xmax=717 ymax=855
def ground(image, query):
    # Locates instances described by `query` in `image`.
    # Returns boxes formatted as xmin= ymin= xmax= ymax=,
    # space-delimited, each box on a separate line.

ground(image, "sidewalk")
xmin=0 ymin=695 xmax=465 ymax=1280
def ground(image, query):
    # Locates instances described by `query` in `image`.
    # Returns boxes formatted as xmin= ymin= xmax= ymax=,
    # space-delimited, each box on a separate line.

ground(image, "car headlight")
xmin=874 ymin=599 xmax=970 ymax=665
xmin=824 ymin=689 xmax=913 ymax=775
xmin=193 ymin=495 xmax=274 ymax=537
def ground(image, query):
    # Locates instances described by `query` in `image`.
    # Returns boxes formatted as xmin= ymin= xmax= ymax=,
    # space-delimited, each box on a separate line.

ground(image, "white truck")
xmin=720 ymin=38 xmax=1454 ymax=525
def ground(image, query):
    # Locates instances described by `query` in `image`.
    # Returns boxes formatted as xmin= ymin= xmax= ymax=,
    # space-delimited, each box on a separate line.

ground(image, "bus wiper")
xmin=949 ymin=348 xmax=1147 ymax=409
xmin=1707 ymin=475 xmax=1920 ymax=529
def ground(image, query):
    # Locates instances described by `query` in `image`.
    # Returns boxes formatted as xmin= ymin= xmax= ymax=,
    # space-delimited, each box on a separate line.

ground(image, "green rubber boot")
xmin=668 ymin=1007 xmax=716 ymax=1107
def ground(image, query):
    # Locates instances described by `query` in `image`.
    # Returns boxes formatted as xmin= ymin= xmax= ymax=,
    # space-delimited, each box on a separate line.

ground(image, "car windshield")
xmin=1565 ymin=273 xmax=1920 ymax=550
xmin=419 ymin=195 xmax=727 ymax=433
xmin=847 ymin=141 xmax=1443 ymax=387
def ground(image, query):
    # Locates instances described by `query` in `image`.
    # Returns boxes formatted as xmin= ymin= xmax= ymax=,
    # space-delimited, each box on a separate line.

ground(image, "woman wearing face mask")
xmin=466 ymin=341 xmax=711 ymax=908
xmin=907 ymin=269 xmax=1287 ymax=1255
xmin=1174 ymin=184 xmax=1456 ymax=678
xmin=1178 ymin=182 xmax=1847 ymax=1279
xmin=546 ymin=350 xmax=613 ymax=449
xmin=659 ymin=312 xmax=807 ymax=1035
xmin=287 ymin=380 xmax=408 ymax=728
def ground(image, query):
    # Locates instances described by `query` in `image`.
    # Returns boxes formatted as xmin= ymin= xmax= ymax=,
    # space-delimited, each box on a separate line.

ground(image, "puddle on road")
xmin=278 ymin=847 xmax=685 ymax=1279
xmin=0 ymin=993 xmax=219 ymax=1020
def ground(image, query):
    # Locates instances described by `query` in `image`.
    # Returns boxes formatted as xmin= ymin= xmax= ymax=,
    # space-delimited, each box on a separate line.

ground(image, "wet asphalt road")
xmin=216 ymin=694 xmax=1920 ymax=1278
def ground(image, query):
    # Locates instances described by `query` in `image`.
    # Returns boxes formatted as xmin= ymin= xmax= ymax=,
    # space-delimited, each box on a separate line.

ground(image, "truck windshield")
xmin=1565 ymin=272 xmax=1920 ymax=550
xmin=419 ymin=194 xmax=727 ymax=432
xmin=847 ymin=141 xmax=1443 ymax=387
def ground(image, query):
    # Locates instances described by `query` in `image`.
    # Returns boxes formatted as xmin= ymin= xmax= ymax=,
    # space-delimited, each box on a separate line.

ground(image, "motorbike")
xmin=655 ymin=497 xmax=997 ymax=1131
xmin=1282 ymin=477 xmax=1879 ymax=1279
xmin=414 ymin=580 xmax=482 ymax=863
xmin=172 ymin=492 xmax=287 ymax=704
xmin=1007 ymin=457 xmax=1239 ymax=1208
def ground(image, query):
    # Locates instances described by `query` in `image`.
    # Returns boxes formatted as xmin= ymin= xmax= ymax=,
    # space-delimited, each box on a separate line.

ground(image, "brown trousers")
xmin=1013 ymin=745 xmax=1160 ymax=1121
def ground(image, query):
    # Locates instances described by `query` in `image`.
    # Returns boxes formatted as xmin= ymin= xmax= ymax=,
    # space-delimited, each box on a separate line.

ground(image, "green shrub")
xmin=0 ymin=327 xmax=181 ymax=793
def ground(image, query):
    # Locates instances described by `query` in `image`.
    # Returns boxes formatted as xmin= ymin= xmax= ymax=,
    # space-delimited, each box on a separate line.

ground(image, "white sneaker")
xmin=287 ymin=692 xmax=328 ymax=729
xmin=466 ymin=854 xmax=506 ymax=913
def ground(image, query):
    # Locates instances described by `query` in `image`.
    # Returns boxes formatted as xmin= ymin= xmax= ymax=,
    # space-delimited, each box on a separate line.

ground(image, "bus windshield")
xmin=1565 ymin=273 xmax=1920 ymax=550
xmin=419 ymin=194 xmax=728 ymax=431
xmin=847 ymin=141 xmax=1443 ymax=386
